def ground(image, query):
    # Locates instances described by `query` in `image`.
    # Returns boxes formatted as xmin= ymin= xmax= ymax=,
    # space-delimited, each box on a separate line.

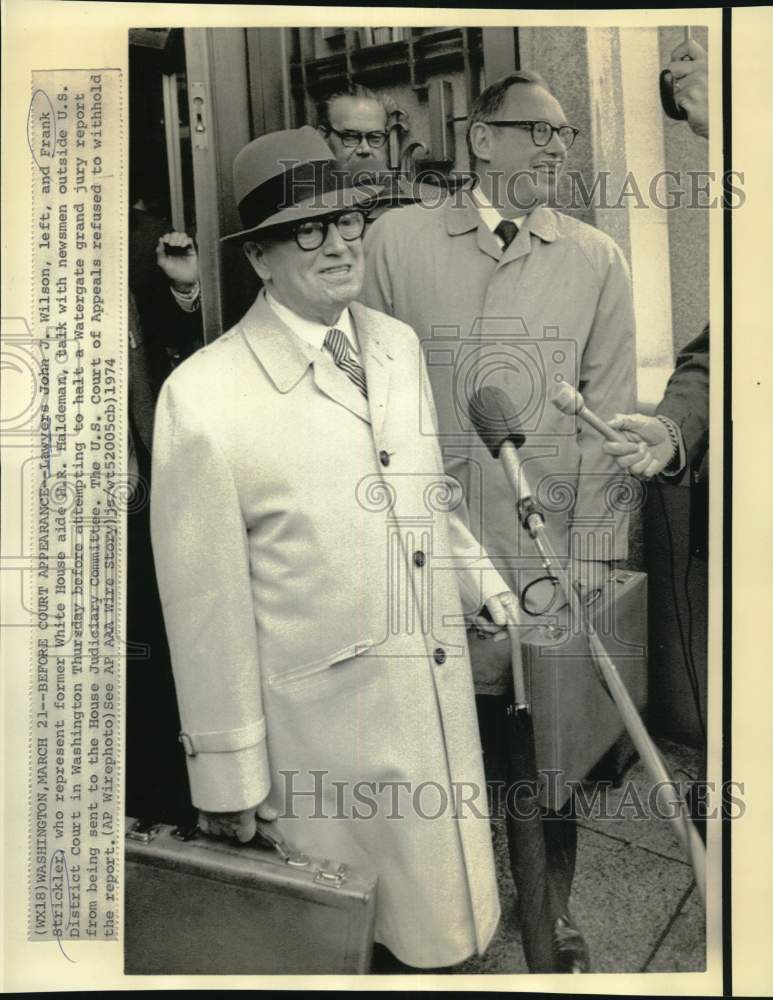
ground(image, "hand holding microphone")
xmin=606 ymin=413 xmax=681 ymax=479
xmin=552 ymin=384 xmax=678 ymax=480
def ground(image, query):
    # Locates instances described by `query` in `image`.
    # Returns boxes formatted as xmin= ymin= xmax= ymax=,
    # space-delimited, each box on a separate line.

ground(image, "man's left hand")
xmin=471 ymin=591 xmax=521 ymax=638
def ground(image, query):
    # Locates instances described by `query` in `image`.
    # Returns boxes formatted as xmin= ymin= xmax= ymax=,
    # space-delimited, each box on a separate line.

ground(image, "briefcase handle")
xmin=250 ymin=819 xmax=298 ymax=861
xmin=173 ymin=819 xmax=351 ymax=885
xmin=126 ymin=818 xmax=352 ymax=888
xmin=170 ymin=817 xmax=315 ymax=870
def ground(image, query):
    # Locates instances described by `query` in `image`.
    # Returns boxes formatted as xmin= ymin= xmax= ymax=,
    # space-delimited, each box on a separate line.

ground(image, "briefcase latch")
xmin=314 ymin=859 xmax=348 ymax=888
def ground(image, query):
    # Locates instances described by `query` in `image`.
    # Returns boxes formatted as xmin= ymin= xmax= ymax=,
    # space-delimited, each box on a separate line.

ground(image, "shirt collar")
xmin=470 ymin=185 xmax=526 ymax=238
xmin=445 ymin=189 xmax=558 ymax=245
xmin=265 ymin=290 xmax=358 ymax=354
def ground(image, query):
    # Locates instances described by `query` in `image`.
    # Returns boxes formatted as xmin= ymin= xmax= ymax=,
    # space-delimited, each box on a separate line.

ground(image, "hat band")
xmin=238 ymin=159 xmax=352 ymax=232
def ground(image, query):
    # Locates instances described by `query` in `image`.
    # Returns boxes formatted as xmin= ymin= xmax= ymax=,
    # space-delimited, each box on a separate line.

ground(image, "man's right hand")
xmin=604 ymin=413 xmax=678 ymax=478
xmin=155 ymin=231 xmax=200 ymax=290
xmin=199 ymin=799 xmax=279 ymax=843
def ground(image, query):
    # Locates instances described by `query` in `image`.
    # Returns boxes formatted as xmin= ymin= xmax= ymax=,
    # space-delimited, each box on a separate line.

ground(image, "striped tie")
xmin=324 ymin=327 xmax=368 ymax=398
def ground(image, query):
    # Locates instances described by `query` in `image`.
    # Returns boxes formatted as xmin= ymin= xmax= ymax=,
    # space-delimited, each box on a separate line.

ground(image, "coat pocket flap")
xmin=267 ymin=640 xmax=374 ymax=690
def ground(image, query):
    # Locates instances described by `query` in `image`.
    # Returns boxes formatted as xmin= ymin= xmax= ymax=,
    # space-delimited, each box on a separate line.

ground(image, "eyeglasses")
xmin=483 ymin=120 xmax=580 ymax=149
xmin=322 ymin=126 xmax=389 ymax=149
xmin=290 ymin=210 xmax=366 ymax=251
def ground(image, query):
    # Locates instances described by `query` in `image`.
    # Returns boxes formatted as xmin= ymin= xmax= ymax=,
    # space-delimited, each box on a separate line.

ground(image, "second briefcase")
xmin=124 ymin=819 xmax=378 ymax=976
xmin=468 ymin=570 xmax=647 ymax=811
xmin=523 ymin=569 xmax=648 ymax=809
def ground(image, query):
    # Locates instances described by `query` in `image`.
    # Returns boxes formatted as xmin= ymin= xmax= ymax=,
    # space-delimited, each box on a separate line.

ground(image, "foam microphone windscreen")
xmin=552 ymin=382 xmax=583 ymax=416
xmin=468 ymin=385 xmax=526 ymax=459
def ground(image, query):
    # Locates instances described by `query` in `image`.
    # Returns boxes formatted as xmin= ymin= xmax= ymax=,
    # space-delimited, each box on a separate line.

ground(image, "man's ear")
xmin=469 ymin=121 xmax=494 ymax=165
xmin=243 ymin=240 xmax=271 ymax=282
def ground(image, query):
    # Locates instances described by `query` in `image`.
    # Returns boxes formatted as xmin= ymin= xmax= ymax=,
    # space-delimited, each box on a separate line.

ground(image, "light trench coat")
xmin=150 ymin=293 xmax=506 ymax=967
xmin=361 ymin=192 xmax=638 ymax=584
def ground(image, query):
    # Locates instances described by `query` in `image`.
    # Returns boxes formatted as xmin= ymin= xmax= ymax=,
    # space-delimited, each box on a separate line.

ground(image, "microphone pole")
xmin=497 ymin=438 xmax=585 ymax=621
xmin=470 ymin=386 xmax=706 ymax=903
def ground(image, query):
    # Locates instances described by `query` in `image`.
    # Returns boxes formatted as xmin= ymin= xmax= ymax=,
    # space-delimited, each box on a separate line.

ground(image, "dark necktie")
xmin=495 ymin=219 xmax=518 ymax=250
xmin=323 ymin=327 xmax=368 ymax=398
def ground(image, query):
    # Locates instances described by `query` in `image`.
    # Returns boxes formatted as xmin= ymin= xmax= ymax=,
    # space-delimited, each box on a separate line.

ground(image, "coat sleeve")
xmin=572 ymin=242 xmax=637 ymax=562
xmin=414 ymin=337 xmax=509 ymax=614
xmin=656 ymin=325 xmax=709 ymax=470
xmin=150 ymin=376 xmax=271 ymax=813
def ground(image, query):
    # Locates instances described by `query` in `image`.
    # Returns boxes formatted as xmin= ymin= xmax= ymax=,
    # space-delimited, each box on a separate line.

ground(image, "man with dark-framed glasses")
xmin=361 ymin=70 xmax=638 ymax=972
xmin=317 ymin=84 xmax=439 ymax=218
xmin=317 ymin=85 xmax=391 ymax=185
xmin=150 ymin=126 xmax=527 ymax=973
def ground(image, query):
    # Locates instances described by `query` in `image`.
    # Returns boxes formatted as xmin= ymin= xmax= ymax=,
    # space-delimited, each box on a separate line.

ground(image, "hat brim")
xmin=221 ymin=184 xmax=382 ymax=243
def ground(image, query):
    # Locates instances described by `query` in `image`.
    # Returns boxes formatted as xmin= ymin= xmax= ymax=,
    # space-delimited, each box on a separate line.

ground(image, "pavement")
xmin=457 ymin=736 xmax=706 ymax=975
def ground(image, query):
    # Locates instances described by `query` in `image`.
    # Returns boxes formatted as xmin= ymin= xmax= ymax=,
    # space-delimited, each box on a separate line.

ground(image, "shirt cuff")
xmin=459 ymin=560 xmax=510 ymax=618
xmin=170 ymin=281 xmax=201 ymax=312
xmin=656 ymin=415 xmax=686 ymax=476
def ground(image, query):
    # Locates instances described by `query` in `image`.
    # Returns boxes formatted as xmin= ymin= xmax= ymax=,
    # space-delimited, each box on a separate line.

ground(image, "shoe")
xmin=553 ymin=914 xmax=590 ymax=973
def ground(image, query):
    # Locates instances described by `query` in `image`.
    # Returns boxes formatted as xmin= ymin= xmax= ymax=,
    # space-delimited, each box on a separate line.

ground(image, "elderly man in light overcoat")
xmin=150 ymin=127 xmax=520 ymax=971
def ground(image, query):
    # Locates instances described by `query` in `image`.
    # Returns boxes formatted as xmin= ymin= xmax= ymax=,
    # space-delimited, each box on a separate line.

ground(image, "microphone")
xmin=552 ymin=384 xmax=628 ymax=445
xmin=468 ymin=384 xmax=525 ymax=457
xmin=468 ymin=386 xmax=537 ymax=526
xmin=467 ymin=386 xmax=532 ymax=709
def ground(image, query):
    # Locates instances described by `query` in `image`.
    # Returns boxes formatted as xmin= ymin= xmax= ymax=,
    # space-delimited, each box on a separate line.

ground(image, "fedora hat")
xmin=221 ymin=126 xmax=380 ymax=242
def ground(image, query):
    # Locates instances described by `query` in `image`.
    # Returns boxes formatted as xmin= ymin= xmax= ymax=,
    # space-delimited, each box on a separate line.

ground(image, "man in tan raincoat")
xmin=150 ymin=127 xmax=520 ymax=970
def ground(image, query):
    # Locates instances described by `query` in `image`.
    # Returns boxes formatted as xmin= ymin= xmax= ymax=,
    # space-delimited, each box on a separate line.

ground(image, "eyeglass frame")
xmin=280 ymin=209 xmax=367 ymax=252
xmin=482 ymin=119 xmax=580 ymax=149
xmin=320 ymin=124 xmax=389 ymax=149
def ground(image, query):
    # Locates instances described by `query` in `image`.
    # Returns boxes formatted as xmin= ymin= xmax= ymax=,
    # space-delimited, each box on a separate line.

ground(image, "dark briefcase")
xmin=124 ymin=819 xmax=378 ymax=975
xmin=523 ymin=570 xmax=648 ymax=810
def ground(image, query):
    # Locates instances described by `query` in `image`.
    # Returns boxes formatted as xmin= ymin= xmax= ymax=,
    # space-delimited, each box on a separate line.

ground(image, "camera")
xmin=421 ymin=315 xmax=577 ymax=441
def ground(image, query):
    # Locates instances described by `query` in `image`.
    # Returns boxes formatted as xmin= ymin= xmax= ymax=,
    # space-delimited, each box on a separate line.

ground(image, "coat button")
xmin=433 ymin=648 xmax=446 ymax=665
xmin=379 ymin=450 xmax=390 ymax=467
xmin=413 ymin=550 xmax=426 ymax=568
